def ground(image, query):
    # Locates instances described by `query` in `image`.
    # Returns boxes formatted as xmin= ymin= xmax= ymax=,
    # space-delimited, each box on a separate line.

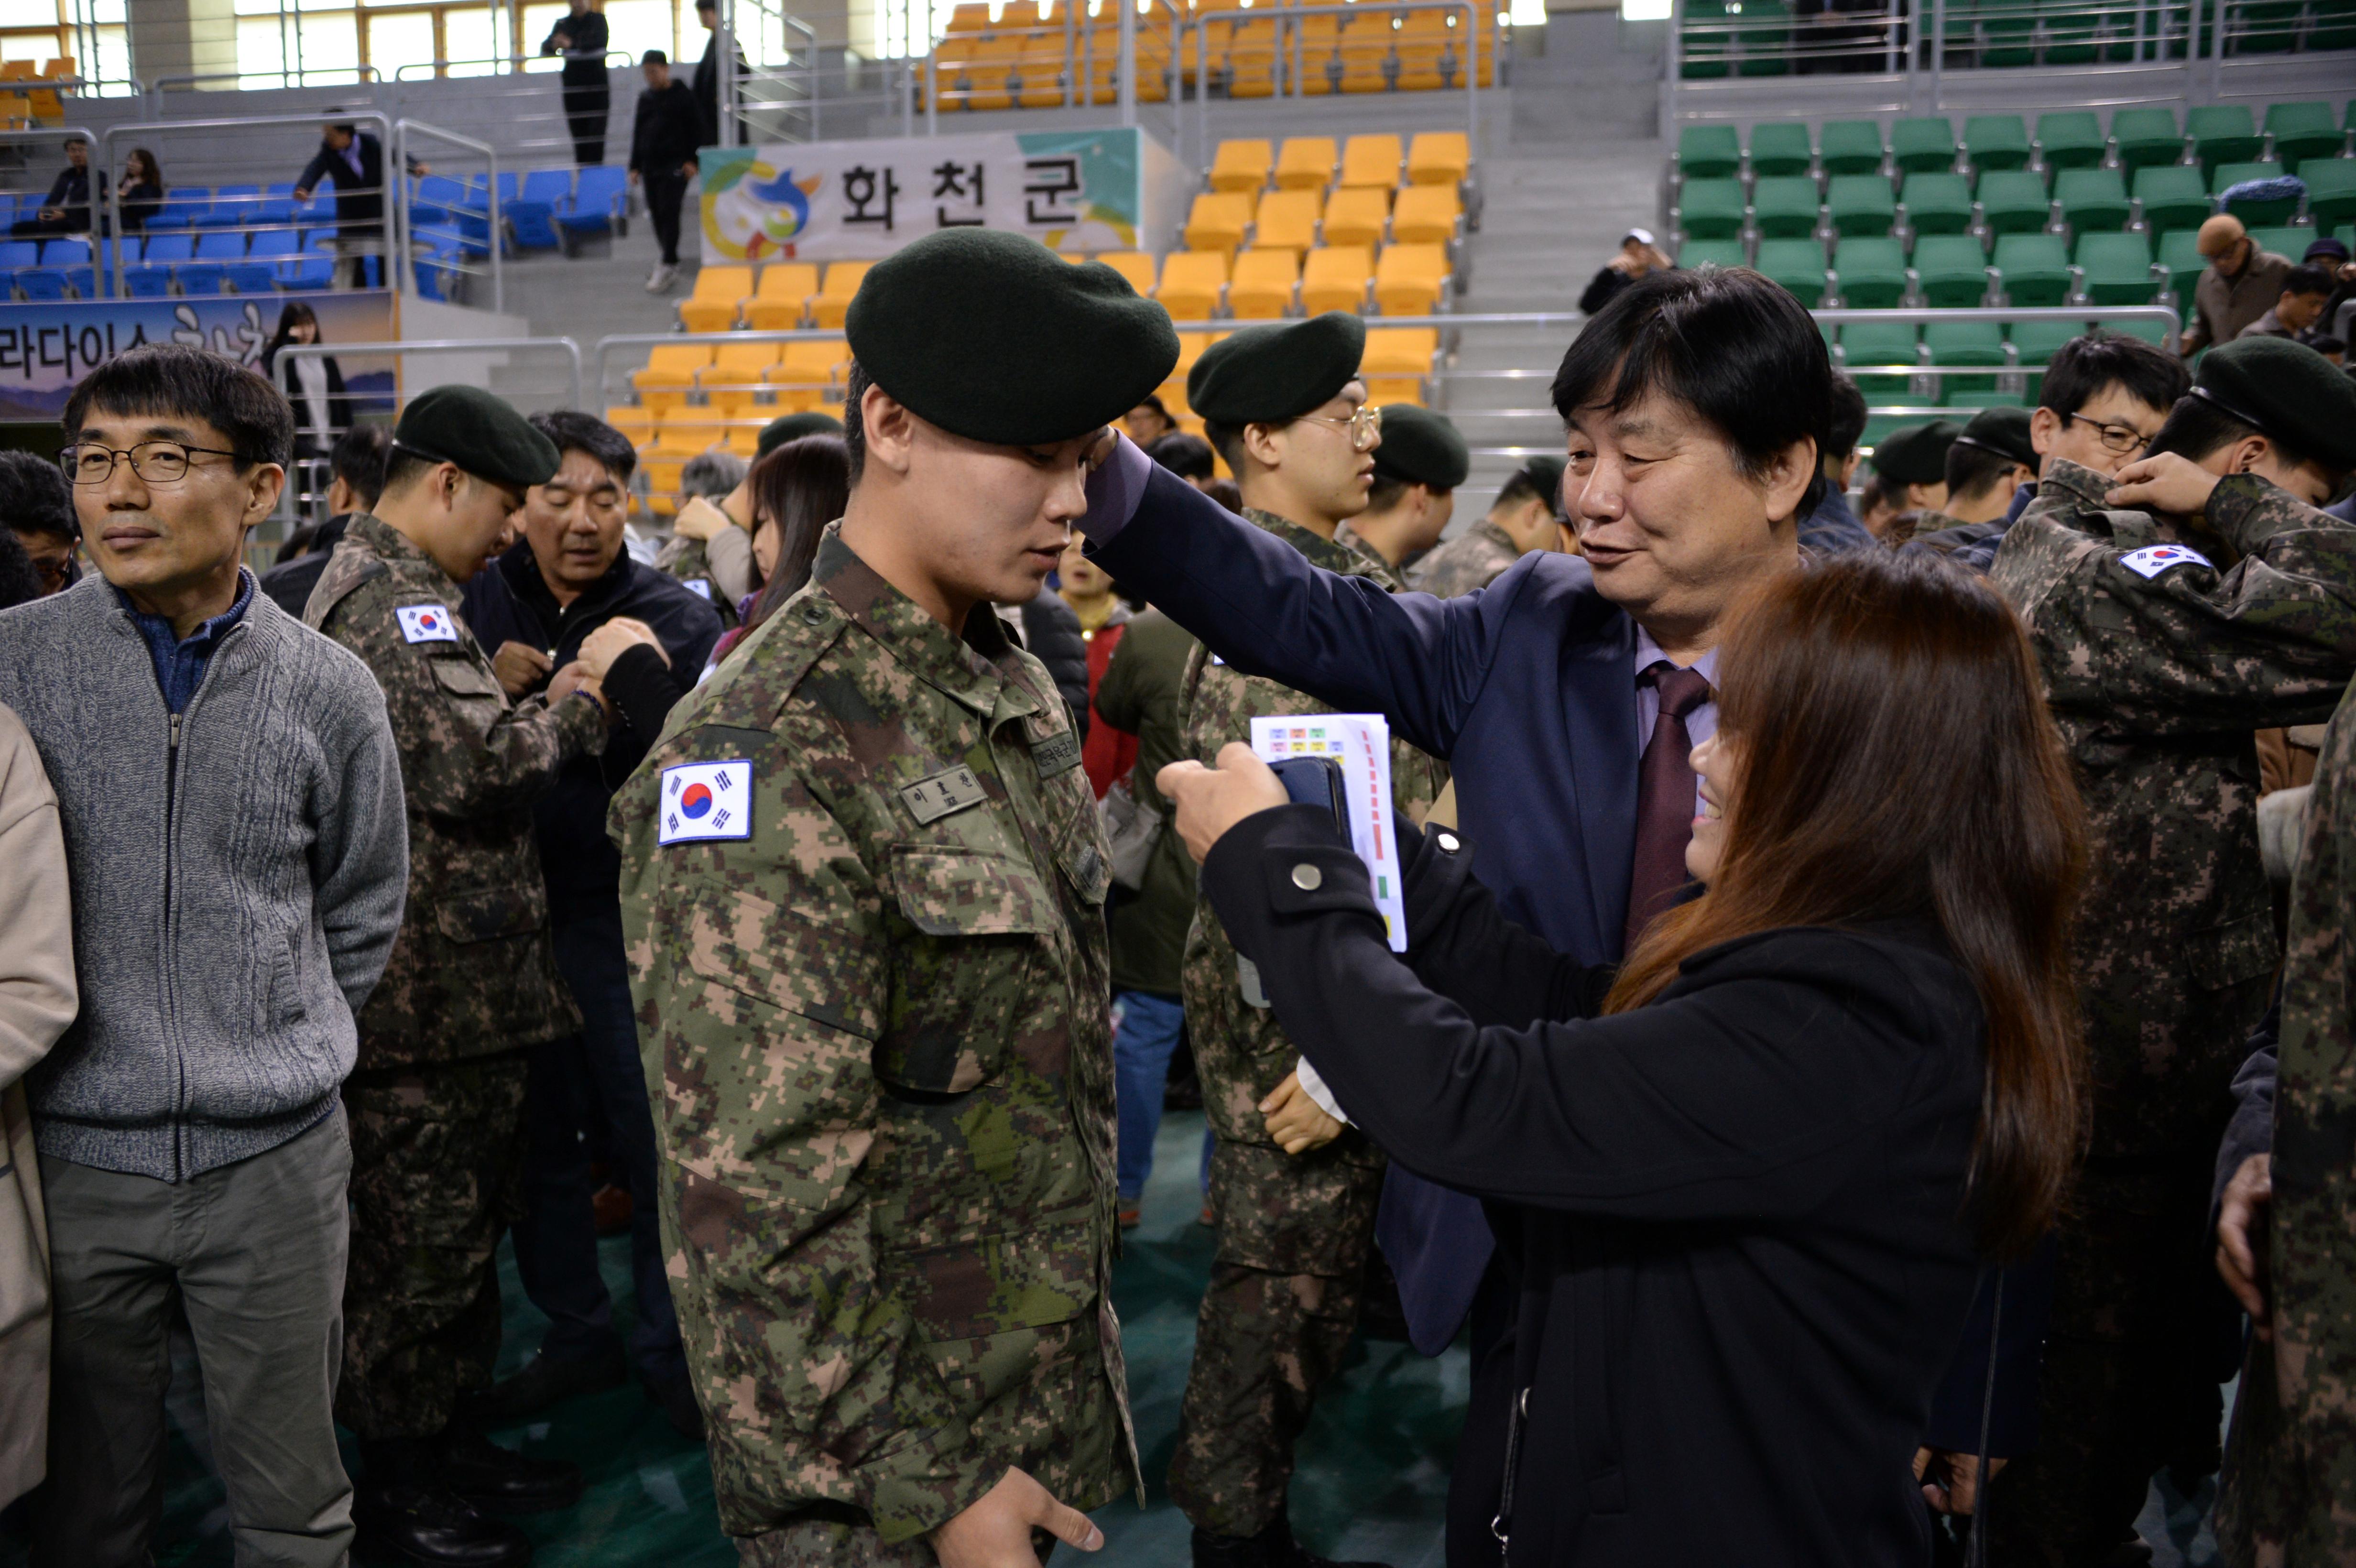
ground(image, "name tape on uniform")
xmin=1031 ymin=730 xmax=1082 ymax=778
xmin=899 ymin=765 xmax=986 ymax=825
xmin=395 ymin=604 xmax=459 ymax=644
xmin=659 ymin=761 xmax=753 ymax=844
xmin=2120 ymin=544 xmax=2214 ymax=580
xmin=682 ymin=578 xmax=714 ymax=600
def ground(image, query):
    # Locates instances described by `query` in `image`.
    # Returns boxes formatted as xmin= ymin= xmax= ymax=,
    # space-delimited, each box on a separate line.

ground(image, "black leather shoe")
xmin=473 ymin=1344 xmax=627 ymax=1422
xmin=434 ymin=1425 xmax=583 ymax=1515
xmin=1191 ymin=1518 xmax=1393 ymax=1568
xmin=353 ymin=1477 xmax=534 ymax=1567
xmin=642 ymin=1372 xmax=707 ymax=1442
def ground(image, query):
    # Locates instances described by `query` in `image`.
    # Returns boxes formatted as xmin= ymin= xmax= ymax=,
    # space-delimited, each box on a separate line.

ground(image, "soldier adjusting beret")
xmin=845 ymin=228 xmax=1179 ymax=446
xmin=1951 ymin=405 xmax=2038 ymax=470
xmin=393 ymin=385 xmax=561 ymax=491
xmin=757 ymin=410 xmax=843 ymax=457
xmin=1189 ymin=313 xmax=1367 ymax=426
xmin=2192 ymin=336 xmax=2356 ymax=475
xmin=1869 ymin=420 xmax=1962 ymax=486
xmin=1371 ymin=405 xmax=1470 ymax=491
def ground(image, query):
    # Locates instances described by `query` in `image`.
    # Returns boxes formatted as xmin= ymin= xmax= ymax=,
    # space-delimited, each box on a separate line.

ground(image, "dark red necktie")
xmin=1624 ymin=663 xmax=1713 ymax=953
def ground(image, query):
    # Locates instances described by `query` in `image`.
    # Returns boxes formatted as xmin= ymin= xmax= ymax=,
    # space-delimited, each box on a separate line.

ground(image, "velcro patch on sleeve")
xmin=2119 ymin=544 xmax=2214 ymax=580
xmin=660 ymin=760 xmax=754 ymax=843
xmin=395 ymin=604 xmax=460 ymax=643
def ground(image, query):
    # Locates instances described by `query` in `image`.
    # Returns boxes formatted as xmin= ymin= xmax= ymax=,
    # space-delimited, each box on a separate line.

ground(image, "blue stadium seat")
xmin=555 ymin=166 xmax=630 ymax=254
xmin=41 ymin=237 xmax=96 ymax=298
xmin=178 ymin=239 xmax=233 ymax=294
xmin=409 ymin=174 xmax=473 ymax=231
xmin=274 ymin=235 xmax=336 ymax=291
xmin=197 ymin=185 xmax=262 ymax=229
xmin=128 ymin=232 xmax=187 ymax=296
xmin=413 ymin=240 xmax=465 ymax=301
xmin=244 ymin=229 xmax=303 ymax=290
xmin=15 ymin=268 xmax=72 ymax=302
xmin=0 ymin=240 xmax=39 ymax=270
xmin=143 ymin=188 xmax=211 ymax=231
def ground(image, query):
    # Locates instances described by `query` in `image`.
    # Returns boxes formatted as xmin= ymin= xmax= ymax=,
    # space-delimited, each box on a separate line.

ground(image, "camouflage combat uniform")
xmin=1167 ymin=509 xmax=1447 ymax=1539
xmin=656 ymin=534 xmax=741 ymax=630
xmin=610 ymin=528 xmax=1133 ymax=1564
xmin=306 ymin=513 xmax=607 ymax=1440
xmin=1982 ymin=458 xmax=2356 ymax=1565
xmin=1406 ymin=518 xmax=1522 ymax=599
xmin=2217 ymin=681 xmax=2356 ymax=1566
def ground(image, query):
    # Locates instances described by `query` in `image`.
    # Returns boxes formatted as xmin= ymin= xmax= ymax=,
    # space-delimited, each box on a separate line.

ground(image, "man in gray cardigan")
xmin=0 ymin=344 xmax=407 ymax=1567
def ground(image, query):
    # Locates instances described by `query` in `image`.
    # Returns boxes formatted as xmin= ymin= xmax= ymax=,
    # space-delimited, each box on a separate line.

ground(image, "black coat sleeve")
xmin=603 ymin=640 xmax=693 ymax=744
xmin=294 ymin=145 xmax=338 ymax=196
xmin=1021 ymin=590 xmax=1092 ymax=744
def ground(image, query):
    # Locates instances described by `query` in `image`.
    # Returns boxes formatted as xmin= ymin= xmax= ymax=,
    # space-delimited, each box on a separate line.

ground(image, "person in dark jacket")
xmin=541 ymin=0 xmax=611 ymax=165
xmin=458 ymin=412 xmax=720 ymax=1440
xmin=262 ymin=301 xmax=353 ymax=465
xmin=114 ymin=147 xmax=164 ymax=234
xmin=1021 ymin=583 xmax=1092 ymax=741
xmin=293 ymin=123 xmax=425 ymax=288
xmin=1575 ymin=228 xmax=1670 ymax=317
xmin=689 ymin=0 xmax=745 ymax=147
xmin=1796 ymin=371 xmax=1875 ymax=555
xmin=260 ymin=424 xmax=392 ymax=618
xmin=627 ymin=51 xmax=703 ymax=292
xmin=1159 ymin=548 xmax=2089 ymax=1568
xmin=9 ymin=137 xmax=91 ymax=238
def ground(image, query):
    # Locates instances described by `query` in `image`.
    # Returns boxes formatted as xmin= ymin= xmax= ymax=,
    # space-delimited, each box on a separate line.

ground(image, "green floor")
xmin=34 ymin=1109 xmax=1463 ymax=1567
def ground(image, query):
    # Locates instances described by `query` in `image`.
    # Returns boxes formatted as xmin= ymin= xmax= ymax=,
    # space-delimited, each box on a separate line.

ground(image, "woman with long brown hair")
xmin=1158 ymin=547 xmax=2087 ymax=1567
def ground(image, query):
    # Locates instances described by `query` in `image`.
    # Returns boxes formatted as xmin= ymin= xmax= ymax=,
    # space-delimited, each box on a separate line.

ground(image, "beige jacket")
xmin=0 ymin=701 xmax=76 ymax=1506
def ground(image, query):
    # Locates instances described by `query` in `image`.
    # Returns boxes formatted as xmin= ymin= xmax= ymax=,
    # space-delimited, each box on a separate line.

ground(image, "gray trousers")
xmin=29 ymin=1107 xmax=355 ymax=1568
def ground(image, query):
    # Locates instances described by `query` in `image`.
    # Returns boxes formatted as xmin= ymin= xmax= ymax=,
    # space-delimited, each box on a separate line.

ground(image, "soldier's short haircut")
xmin=1825 ymin=374 xmax=1868 ymax=464
xmin=1943 ymin=436 xmax=2030 ymax=505
xmin=1144 ymin=430 xmax=1216 ymax=481
xmin=531 ymin=409 xmax=639 ymax=487
xmin=841 ymin=361 xmax=873 ymax=484
xmin=1201 ymin=418 xmax=1257 ymax=476
xmin=2144 ymin=392 xmax=2317 ymax=474
xmin=1363 ymin=473 xmax=1410 ymax=514
xmin=329 ymin=423 xmax=392 ymax=510
xmin=2284 ymin=263 xmax=2335 ymax=298
xmin=2038 ymin=330 xmax=2189 ymax=421
xmin=1857 ymin=468 xmax=1907 ymax=516
xmin=65 ymin=342 xmax=294 ymax=471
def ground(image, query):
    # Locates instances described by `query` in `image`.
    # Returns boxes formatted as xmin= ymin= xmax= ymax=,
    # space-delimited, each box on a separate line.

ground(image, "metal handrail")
xmin=395 ymin=119 xmax=502 ymax=314
xmin=150 ymin=65 xmax=382 ymax=97
xmin=390 ymin=51 xmax=637 ymax=82
xmin=1188 ymin=0 xmax=1481 ymax=172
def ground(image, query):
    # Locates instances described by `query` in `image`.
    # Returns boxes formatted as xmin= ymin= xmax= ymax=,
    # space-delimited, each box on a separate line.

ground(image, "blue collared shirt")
xmin=119 ymin=569 xmax=256 ymax=715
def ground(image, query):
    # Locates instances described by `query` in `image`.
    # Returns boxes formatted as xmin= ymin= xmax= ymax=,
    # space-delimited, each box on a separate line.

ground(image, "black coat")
xmin=540 ymin=9 xmax=610 ymax=87
xmin=1201 ymin=806 xmax=1989 ymax=1568
xmin=264 ymin=348 xmax=351 ymax=453
xmin=295 ymin=132 xmax=390 ymax=233
xmin=630 ymin=81 xmax=705 ymax=177
xmin=1019 ymin=587 xmax=1091 ymax=744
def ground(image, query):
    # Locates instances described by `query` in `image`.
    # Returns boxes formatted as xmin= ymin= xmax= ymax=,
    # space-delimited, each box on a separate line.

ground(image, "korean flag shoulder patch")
xmin=395 ymin=603 xmax=460 ymax=644
xmin=659 ymin=760 xmax=754 ymax=844
xmin=681 ymin=578 xmax=714 ymax=601
xmin=2119 ymin=543 xmax=2214 ymax=580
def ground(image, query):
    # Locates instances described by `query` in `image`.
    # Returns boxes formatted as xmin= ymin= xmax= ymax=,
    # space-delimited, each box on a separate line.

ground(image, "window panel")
xmin=441 ymin=6 xmax=499 ymax=73
xmin=237 ymin=13 xmax=288 ymax=84
xmin=603 ymin=0 xmax=674 ymax=65
xmin=366 ymin=7 xmax=436 ymax=74
xmin=293 ymin=11 xmax=361 ymax=80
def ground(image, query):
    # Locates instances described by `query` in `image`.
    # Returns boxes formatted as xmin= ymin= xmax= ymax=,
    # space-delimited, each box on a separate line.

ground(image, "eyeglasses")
xmin=1294 ymin=405 xmax=1383 ymax=452
xmin=2062 ymin=413 xmax=2152 ymax=457
xmin=62 ymin=440 xmax=240 ymax=487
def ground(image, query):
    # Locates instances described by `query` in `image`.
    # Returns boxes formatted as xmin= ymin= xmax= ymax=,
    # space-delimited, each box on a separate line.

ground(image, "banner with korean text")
xmin=698 ymin=126 xmax=1183 ymax=262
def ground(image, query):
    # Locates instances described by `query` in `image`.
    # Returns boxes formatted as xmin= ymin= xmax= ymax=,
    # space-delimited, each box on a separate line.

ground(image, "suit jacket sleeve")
xmin=295 ymin=145 xmax=339 ymax=194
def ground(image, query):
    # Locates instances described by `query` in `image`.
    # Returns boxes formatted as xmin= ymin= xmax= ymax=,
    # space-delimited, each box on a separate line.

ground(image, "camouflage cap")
xmin=392 ymin=385 xmax=560 ymax=491
xmin=1188 ymin=313 xmax=1367 ymax=426
xmin=1868 ymin=419 xmax=1962 ymax=486
xmin=2193 ymin=336 xmax=2356 ymax=475
xmin=1371 ymin=404 xmax=1470 ymax=491
xmin=756 ymin=410 xmax=844 ymax=457
xmin=1951 ymin=405 xmax=2038 ymax=470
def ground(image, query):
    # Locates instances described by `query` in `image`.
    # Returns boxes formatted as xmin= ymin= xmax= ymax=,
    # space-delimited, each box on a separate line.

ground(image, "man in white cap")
xmin=1579 ymin=227 xmax=1675 ymax=315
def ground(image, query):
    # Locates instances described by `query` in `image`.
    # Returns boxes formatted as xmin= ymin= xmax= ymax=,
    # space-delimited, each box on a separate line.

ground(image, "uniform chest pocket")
xmin=427 ymin=655 xmax=505 ymax=704
xmin=2182 ymin=909 xmax=2279 ymax=992
xmin=876 ymin=845 xmax=1058 ymax=1094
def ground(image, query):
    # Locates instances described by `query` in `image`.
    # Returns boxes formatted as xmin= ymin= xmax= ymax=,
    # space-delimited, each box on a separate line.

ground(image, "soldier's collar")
xmin=1243 ymin=506 xmax=1393 ymax=583
xmin=810 ymin=530 xmax=1027 ymax=718
xmin=346 ymin=512 xmax=458 ymax=584
xmin=2039 ymin=458 xmax=2115 ymax=510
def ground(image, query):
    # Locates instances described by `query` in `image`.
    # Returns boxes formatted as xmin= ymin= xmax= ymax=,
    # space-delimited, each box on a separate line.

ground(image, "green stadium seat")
xmin=1755 ymin=238 xmax=1832 ymax=302
xmin=2133 ymin=165 xmax=2213 ymax=233
xmin=2186 ymin=106 xmax=2261 ymax=170
xmin=2008 ymin=318 xmax=2084 ymax=367
xmin=1892 ymin=117 xmax=1958 ymax=174
xmin=1833 ymin=236 xmax=1909 ymax=305
xmin=2214 ymin=162 xmax=2295 ymax=226
xmin=2105 ymin=316 xmax=2170 ymax=347
xmin=1995 ymin=233 xmax=2072 ymax=304
xmin=2035 ymin=111 xmax=2107 ymax=170
xmin=1748 ymin=121 xmax=1814 ymax=177
xmin=1862 ymin=413 xmax=1923 ymax=448
xmin=2110 ymin=108 xmax=2185 ymax=173
xmin=1914 ymin=234 xmax=1995 ymax=305
xmin=1677 ymin=125 xmax=1742 ymax=179
xmin=1977 ymin=169 xmax=2052 ymax=235
xmin=1902 ymin=173 xmax=1974 ymax=235
xmin=2306 ymin=159 xmax=2356 ymax=227
xmin=1733 ymin=0 xmax=1793 ymax=76
xmin=2054 ymin=168 xmax=2130 ymax=234
xmin=2265 ymin=102 xmax=2345 ymax=167
xmin=2076 ymin=231 xmax=2157 ymax=304
xmin=1827 ymin=174 xmax=1898 ymax=237
xmin=1964 ymin=115 xmax=2032 ymax=172
xmin=1946 ymin=391 xmax=2026 ymax=412
xmin=1751 ymin=176 xmax=1823 ymax=239
xmin=2245 ymin=226 xmax=2307 ymax=261
xmin=2157 ymin=229 xmax=2206 ymax=295
xmin=1927 ymin=319 xmax=2007 ymax=401
xmin=1840 ymin=321 xmax=1920 ymax=401
xmin=1676 ymin=237 xmax=1749 ymax=269
xmin=1677 ymin=178 xmax=1747 ymax=240
xmin=1821 ymin=120 xmax=1886 ymax=175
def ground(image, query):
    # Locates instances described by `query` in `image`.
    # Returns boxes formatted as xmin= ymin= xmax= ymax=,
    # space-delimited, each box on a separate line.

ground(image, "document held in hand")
xmin=1250 ymin=713 xmax=1408 ymax=953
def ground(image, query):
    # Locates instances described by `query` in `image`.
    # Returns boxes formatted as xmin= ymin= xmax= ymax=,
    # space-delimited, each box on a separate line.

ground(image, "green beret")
xmin=1868 ymin=419 xmax=1962 ymax=486
xmin=1188 ymin=313 xmax=1367 ymax=425
xmin=1950 ymin=405 xmax=2037 ymax=470
xmin=393 ymin=385 xmax=560 ymax=490
xmin=845 ymin=229 xmax=1178 ymax=446
xmin=756 ymin=410 xmax=843 ymax=457
xmin=2193 ymin=336 xmax=2356 ymax=474
xmin=1371 ymin=405 xmax=1469 ymax=491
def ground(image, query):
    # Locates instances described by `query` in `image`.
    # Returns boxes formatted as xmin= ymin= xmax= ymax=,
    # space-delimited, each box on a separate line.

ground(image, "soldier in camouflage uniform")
xmin=1407 ymin=457 xmax=1566 ymax=599
xmin=610 ymin=229 xmax=1177 ymax=1567
xmin=1901 ymin=406 xmax=2036 ymax=565
xmin=1167 ymin=315 xmax=1445 ymax=1568
xmin=1977 ymin=337 xmax=2356 ymax=1566
xmin=307 ymin=386 xmax=609 ymax=1567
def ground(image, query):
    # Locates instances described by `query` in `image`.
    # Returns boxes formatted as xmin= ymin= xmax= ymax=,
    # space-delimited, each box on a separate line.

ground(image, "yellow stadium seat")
xmin=1016 ymin=38 xmax=1068 ymax=108
xmin=1408 ymin=131 xmax=1470 ymax=186
xmin=657 ymin=409 xmax=724 ymax=452
xmin=1338 ymin=26 xmax=1391 ymax=94
xmin=809 ymin=261 xmax=873 ymax=328
xmin=1368 ymin=379 xmax=1425 ymax=406
xmin=1228 ymin=249 xmax=1300 ymax=318
xmin=1300 ymin=245 xmax=1374 ymax=314
xmin=1172 ymin=330 xmax=1221 ymax=381
xmin=1340 ymin=135 xmax=1405 ymax=188
xmin=1183 ymin=190 xmax=1256 ymax=253
xmin=630 ymin=344 xmax=712 ymax=410
xmin=944 ymin=2 xmax=991 ymax=32
xmin=677 ymin=264 xmax=751 ymax=332
xmin=1097 ymin=251 xmax=1158 ymax=294
xmin=1374 ymin=243 xmax=1451 ymax=315
xmin=1155 ymin=251 xmax=1230 ymax=321
xmin=962 ymin=34 xmax=1023 ymax=110
xmin=638 ymin=445 xmax=693 ymax=516
xmin=1209 ymin=138 xmax=1272 ymax=193
xmin=1227 ymin=19 xmax=1279 ymax=98
xmin=743 ymin=261 xmax=819 ymax=330
xmin=1253 ymin=188 xmax=1323 ymax=252
xmin=1391 ymin=184 xmax=1462 ymax=244
xmin=605 ymin=405 xmax=654 ymax=444
xmin=1295 ymin=17 xmax=1341 ymax=96
xmin=699 ymin=343 xmax=781 ymax=415
xmin=765 ymin=339 xmax=850 ymax=412
xmin=1322 ymin=186 xmax=1391 ymax=248
xmin=722 ymin=423 xmax=763 ymax=458
xmin=1362 ymin=327 xmax=1440 ymax=376
xmin=1274 ymin=137 xmax=1337 ymax=189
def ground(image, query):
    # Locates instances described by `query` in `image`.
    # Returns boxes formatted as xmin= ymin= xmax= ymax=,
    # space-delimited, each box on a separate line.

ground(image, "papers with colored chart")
xmin=1249 ymin=713 xmax=1407 ymax=953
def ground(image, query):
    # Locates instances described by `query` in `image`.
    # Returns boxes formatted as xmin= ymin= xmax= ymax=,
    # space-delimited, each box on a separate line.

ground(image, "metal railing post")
xmin=1664 ymin=0 xmax=1682 ymax=133
xmin=1928 ymin=0 xmax=1943 ymax=107
xmin=396 ymin=120 xmax=504 ymax=313
xmin=1120 ymin=0 xmax=1139 ymax=125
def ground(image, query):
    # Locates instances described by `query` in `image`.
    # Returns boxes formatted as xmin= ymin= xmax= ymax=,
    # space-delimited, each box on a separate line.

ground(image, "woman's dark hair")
xmin=1607 ymin=550 xmax=2087 ymax=1260
xmin=739 ymin=434 xmax=851 ymax=636
xmin=65 ymin=343 xmax=294 ymax=471
xmin=0 ymin=526 xmax=44 ymax=611
xmin=262 ymin=300 xmax=323 ymax=374
xmin=1552 ymin=266 xmax=1833 ymax=517
xmin=2038 ymin=330 xmax=2188 ymax=420
xmin=0 ymin=448 xmax=78 ymax=541
xmin=125 ymin=148 xmax=163 ymax=191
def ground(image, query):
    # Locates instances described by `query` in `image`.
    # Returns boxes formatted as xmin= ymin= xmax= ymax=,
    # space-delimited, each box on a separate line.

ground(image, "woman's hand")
xmin=673 ymin=494 xmax=738 ymax=542
xmin=1157 ymin=741 xmax=1289 ymax=864
xmin=579 ymin=617 xmax=667 ymax=680
xmin=1260 ymin=1070 xmax=1344 ymax=1155
xmin=2216 ymin=1152 xmax=2273 ymax=1338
